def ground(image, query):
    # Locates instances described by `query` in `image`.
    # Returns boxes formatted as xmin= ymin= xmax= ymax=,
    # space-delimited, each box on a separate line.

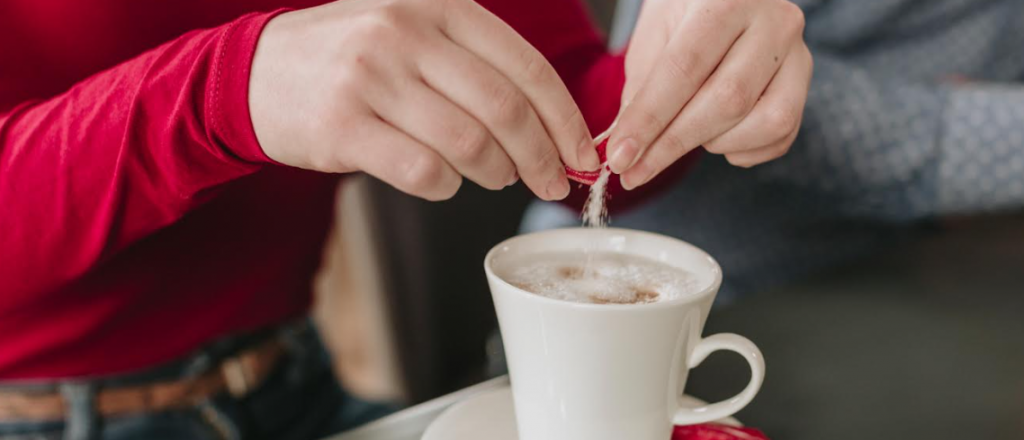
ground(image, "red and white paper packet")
xmin=565 ymin=137 xmax=609 ymax=185
xmin=673 ymin=423 xmax=769 ymax=440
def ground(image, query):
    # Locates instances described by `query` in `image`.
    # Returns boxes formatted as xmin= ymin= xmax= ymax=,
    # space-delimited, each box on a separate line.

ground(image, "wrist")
xmin=213 ymin=9 xmax=293 ymax=165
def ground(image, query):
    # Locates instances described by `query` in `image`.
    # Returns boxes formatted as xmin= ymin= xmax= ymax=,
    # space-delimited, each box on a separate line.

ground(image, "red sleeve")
xmin=478 ymin=0 xmax=699 ymax=213
xmin=0 ymin=11 xmax=285 ymax=295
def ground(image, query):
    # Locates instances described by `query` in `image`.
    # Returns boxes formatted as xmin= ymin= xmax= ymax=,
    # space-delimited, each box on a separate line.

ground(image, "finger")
xmin=419 ymin=40 xmax=570 ymax=200
xmin=370 ymin=79 xmax=517 ymax=190
xmin=607 ymin=2 xmax=750 ymax=173
xmin=704 ymin=44 xmax=813 ymax=155
xmin=346 ymin=117 xmax=463 ymax=201
xmin=440 ymin=0 xmax=598 ymax=172
xmin=620 ymin=44 xmax=810 ymax=189
xmin=723 ymin=129 xmax=798 ymax=168
xmin=636 ymin=18 xmax=794 ymax=161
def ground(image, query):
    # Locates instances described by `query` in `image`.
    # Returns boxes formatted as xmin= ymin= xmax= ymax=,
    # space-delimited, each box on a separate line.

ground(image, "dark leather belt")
xmin=0 ymin=338 xmax=284 ymax=422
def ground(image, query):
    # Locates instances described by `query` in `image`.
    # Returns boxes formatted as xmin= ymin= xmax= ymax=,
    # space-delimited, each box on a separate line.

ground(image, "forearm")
xmin=770 ymin=53 xmax=1024 ymax=221
xmin=0 ymin=11 xmax=280 ymax=295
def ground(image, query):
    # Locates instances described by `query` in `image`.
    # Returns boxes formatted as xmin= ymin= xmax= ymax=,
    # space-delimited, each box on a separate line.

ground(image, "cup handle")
xmin=672 ymin=333 xmax=765 ymax=425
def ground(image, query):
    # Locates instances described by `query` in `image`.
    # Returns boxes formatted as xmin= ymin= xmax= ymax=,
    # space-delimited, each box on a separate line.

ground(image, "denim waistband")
xmin=0 ymin=319 xmax=350 ymax=440
xmin=0 ymin=319 xmax=316 ymax=393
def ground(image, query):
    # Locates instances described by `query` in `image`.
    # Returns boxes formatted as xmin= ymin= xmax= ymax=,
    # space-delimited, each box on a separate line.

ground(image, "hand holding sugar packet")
xmin=565 ymin=124 xmax=613 ymax=186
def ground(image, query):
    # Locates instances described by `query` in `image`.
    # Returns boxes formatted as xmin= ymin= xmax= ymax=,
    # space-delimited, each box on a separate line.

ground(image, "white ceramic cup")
xmin=485 ymin=227 xmax=765 ymax=440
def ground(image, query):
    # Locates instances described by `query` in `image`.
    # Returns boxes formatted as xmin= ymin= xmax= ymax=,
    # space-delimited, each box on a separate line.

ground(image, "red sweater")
xmin=0 ymin=0 xmax=693 ymax=379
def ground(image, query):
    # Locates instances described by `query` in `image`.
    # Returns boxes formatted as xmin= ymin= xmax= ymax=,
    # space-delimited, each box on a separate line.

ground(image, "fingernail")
xmin=577 ymin=138 xmax=601 ymax=171
xmin=506 ymin=172 xmax=519 ymax=187
xmin=620 ymin=175 xmax=637 ymax=191
xmin=608 ymin=138 xmax=638 ymax=174
xmin=620 ymin=163 xmax=651 ymax=191
xmin=547 ymin=176 xmax=570 ymax=200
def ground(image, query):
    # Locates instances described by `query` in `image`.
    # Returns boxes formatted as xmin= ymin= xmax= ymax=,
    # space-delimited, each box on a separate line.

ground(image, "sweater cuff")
xmin=211 ymin=9 xmax=292 ymax=165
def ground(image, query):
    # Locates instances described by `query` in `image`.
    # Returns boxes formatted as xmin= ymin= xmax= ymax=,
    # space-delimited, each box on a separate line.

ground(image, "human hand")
xmin=249 ymin=0 xmax=598 ymax=201
xmin=608 ymin=0 xmax=813 ymax=189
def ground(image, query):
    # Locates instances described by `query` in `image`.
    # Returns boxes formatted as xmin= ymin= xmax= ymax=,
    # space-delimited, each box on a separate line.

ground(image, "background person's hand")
xmin=249 ymin=0 xmax=599 ymax=201
xmin=608 ymin=0 xmax=813 ymax=189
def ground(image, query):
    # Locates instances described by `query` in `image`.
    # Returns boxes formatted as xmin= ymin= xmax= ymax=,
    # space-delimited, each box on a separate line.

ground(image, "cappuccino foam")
xmin=500 ymin=251 xmax=699 ymax=304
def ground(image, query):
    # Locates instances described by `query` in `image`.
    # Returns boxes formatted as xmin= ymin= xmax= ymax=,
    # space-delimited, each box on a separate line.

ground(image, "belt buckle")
xmin=221 ymin=357 xmax=255 ymax=398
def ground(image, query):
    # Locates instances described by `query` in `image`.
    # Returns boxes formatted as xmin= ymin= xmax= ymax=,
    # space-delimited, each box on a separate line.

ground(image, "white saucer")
xmin=421 ymin=385 xmax=740 ymax=440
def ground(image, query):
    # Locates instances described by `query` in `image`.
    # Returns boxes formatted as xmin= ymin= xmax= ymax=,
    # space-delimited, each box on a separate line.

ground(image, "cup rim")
xmin=484 ymin=227 xmax=723 ymax=310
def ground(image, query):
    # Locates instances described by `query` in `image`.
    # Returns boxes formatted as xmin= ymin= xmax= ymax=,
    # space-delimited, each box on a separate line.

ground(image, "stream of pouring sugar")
xmin=581 ymin=166 xmax=611 ymax=228
xmin=581 ymin=122 xmax=615 ymax=228
xmin=580 ymin=166 xmax=611 ymax=278
xmin=580 ymin=125 xmax=615 ymax=277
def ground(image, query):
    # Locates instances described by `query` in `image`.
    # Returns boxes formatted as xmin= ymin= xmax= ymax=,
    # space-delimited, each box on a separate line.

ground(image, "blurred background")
xmin=313 ymin=1 xmax=1024 ymax=439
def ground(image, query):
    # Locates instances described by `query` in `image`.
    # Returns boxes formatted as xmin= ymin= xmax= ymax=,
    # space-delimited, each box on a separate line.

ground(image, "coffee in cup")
xmin=496 ymin=251 xmax=701 ymax=305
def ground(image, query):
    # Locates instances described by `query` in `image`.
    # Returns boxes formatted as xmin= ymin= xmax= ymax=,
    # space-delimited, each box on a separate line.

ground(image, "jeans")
xmin=0 ymin=321 xmax=397 ymax=440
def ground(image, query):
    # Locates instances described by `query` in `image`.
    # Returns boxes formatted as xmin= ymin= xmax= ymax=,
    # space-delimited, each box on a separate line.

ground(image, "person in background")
xmin=0 ymin=0 xmax=810 ymax=438
xmin=525 ymin=0 xmax=1024 ymax=303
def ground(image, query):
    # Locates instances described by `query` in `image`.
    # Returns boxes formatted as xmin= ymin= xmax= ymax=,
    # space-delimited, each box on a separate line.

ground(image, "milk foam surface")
xmin=500 ymin=251 xmax=700 ymax=304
